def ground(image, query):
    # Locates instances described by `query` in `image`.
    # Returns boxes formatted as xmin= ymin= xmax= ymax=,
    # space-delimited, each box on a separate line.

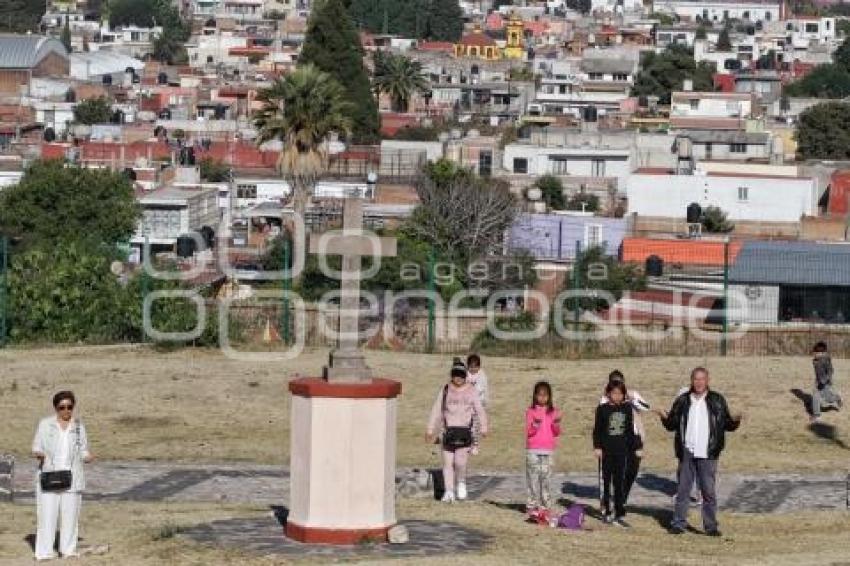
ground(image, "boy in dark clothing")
xmin=593 ymin=381 xmax=642 ymax=527
xmin=812 ymin=341 xmax=842 ymax=423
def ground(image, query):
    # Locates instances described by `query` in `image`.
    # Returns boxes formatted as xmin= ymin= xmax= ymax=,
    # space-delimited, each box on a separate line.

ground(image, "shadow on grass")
xmin=807 ymin=422 xmax=850 ymax=450
xmin=484 ymin=500 xmax=526 ymax=514
xmin=790 ymin=388 xmax=813 ymax=416
xmin=635 ymin=473 xmax=678 ymax=497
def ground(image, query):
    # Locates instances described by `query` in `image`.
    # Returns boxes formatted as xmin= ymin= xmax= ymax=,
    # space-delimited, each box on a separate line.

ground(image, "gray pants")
xmin=673 ymin=451 xmax=718 ymax=532
xmin=813 ymin=384 xmax=842 ymax=417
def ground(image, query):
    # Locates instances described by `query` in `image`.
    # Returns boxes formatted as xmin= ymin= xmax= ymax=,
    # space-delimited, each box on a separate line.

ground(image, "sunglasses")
xmin=56 ymin=404 xmax=74 ymax=411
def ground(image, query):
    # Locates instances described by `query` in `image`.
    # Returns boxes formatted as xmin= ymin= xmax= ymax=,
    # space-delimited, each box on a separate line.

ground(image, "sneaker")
xmin=603 ymin=513 xmax=615 ymax=524
xmin=705 ymin=529 xmax=722 ymax=537
xmin=441 ymin=490 xmax=455 ymax=503
xmin=457 ymin=482 xmax=468 ymax=500
xmin=669 ymin=524 xmax=687 ymax=535
xmin=614 ymin=517 xmax=631 ymax=528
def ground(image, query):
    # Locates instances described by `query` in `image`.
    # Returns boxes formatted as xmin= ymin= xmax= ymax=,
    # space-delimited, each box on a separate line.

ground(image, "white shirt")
xmin=684 ymin=393 xmax=710 ymax=458
xmin=52 ymin=421 xmax=73 ymax=471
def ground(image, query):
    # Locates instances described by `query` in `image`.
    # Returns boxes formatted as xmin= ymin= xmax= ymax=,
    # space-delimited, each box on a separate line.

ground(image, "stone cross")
xmin=308 ymin=197 xmax=397 ymax=383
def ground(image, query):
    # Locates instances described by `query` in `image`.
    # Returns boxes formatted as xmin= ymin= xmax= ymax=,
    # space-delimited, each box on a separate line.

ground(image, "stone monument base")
xmin=287 ymin=377 xmax=402 ymax=544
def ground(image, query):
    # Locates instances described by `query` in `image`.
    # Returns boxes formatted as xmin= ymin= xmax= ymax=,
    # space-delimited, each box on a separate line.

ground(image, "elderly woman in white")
xmin=31 ymin=391 xmax=94 ymax=561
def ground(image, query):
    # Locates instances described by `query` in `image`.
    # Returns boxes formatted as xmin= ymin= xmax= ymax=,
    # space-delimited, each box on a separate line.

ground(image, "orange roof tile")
xmin=622 ymin=237 xmax=742 ymax=266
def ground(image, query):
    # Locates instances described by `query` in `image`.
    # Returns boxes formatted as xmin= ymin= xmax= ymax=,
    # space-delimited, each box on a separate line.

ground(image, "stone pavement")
xmin=10 ymin=461 xmax=849 ymax=513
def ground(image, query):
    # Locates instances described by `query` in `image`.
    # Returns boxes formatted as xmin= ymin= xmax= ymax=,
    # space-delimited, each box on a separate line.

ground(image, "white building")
xmin=134 ymin=186 xmax=220 ymax=247
xmin=33 ymin=102 xmax=76 ymax=135
xmin=503 ymin=128 xmax=633 ymax=190
xmin=533 ymin=54 xmax=637 ymax=115
xmin=784 ymin=17 xmax=837 ymax=47
xmin=626 ymin=168 xmax=817 ymax=223
xmin=652 ymin=0 xmax=782 ymax=23
xmin=670 ymin=91 xmax=753 ymax=130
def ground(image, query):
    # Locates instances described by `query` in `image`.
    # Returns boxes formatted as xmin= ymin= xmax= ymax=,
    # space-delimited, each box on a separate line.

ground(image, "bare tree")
xmin=409 ymin=170 xmax=518 ymax=263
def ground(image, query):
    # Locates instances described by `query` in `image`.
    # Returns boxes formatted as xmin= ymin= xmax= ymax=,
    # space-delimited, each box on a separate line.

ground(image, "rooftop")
xmin=729 ymin=241 xmax=850 ymax=287
xmin=0 ymin=34 xmax=67 ymax=69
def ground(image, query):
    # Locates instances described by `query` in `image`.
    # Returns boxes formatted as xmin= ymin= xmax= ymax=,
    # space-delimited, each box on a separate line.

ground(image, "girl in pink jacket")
xmin=525 ymin=381 xmax=562 ymax=514
xmin=427 ymin=358 xmax=488 ymax=503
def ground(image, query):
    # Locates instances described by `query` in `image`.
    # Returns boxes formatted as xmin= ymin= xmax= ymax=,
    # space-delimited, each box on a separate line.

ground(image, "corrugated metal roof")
xmin=0 ymin=34 xmax=66 ymax=69
xmin=729 ymin=241 xmax=850 ymax=287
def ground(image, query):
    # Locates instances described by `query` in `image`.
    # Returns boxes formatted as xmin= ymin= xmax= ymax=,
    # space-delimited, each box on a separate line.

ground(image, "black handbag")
xmin=440 ymin=385 xmax=473 ymax=450
xmin=40 ymin=470 xmax=72 ymax=492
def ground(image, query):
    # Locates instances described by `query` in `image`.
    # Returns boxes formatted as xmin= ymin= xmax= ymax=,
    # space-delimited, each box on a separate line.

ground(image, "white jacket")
xmin=31 ymin=416 xmax=90 ymax=492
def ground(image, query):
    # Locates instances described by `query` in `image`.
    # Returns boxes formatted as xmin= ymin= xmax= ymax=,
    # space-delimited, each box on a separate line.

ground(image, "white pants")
xmin=35 ymin=489 xmax=81 ymax=559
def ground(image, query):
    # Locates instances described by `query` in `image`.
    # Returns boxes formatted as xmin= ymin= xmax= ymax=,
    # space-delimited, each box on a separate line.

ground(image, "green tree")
xmin=7 ymin=242 xmax=127 ymax=343
xmin=253 ymin=65 xmax=352 ymax=225
xmin=425 ymin=0 xmax=464 ymax=41
xmin=566 ymin=0 xmax=592 ymax=15
xmin=700 ymin=205 xmax=734 ymax=233
xmin=300 ymin=0 xmax=379 ymax=143
xmin=0 ymin=0 xmax=45 ymax=33
xmin=566 ymin=192 xmax=600 ymax=212
xmin=784 ymin=64 xmax=850 ymax=98
xmin=199 ymin=158 xmax=231 ymax=182
xmin=0 ymin=160 xmax=140 ymax=250
xmin=716 ymin=27 xmax=732 ymax=51
xmin=372 ymin=51 xmax=428 ymax=112
xmin=533 ymin=175 xmax=566 ymax=210
xmin=631 ymin=45 xmax=716 ymax=105
xmin=695 ymin=25 xmax=708 ymax=40
xmin=795 ymin=102 xmax=850 ymax=160
xmin=648 ymin=12 xmax=677 ymax=25
xmin=73 ymin=96 xmax=112 ymax=125
xmin=837 ymin=19 xmax=850 ymax=37
xmin=833 ymin=37 xmax=850 ymax=71
xmin=572 ymin=245 xmax=646 ymax=311
xmin=152 ymin=29 xmax=188 ymax=64
xmin=60 ymin=17 xmax=72 ymax=52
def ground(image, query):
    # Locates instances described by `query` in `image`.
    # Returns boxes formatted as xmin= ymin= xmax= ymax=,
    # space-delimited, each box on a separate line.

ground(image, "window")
xmin=765 ymin=11 xmax=772 ymax=21
xmin=588 ymin=72 xmax=603 ymax=80
xmin=689 ymin=99 xmax=699 ymax=110
xmin=549 ymin=157 xmax=569 ymax=175
xmin=805 ymin=23 xmax=819 ymax=33
xmin=737 ymin=186 xmax=749 ymax=201
xmin=613 ymin=73 xmax=628 ymax=81
xmin=513 ymin=158 xmax=528 ymax=174
xmin=585 ymin=224 xmax=603 ymax=248
xmin=237 ymin=184 xmax=258 ymax=199
xmin=742 ymin=11 xmax=749 ymax=19
xmin=730 ymin=143 xmax=747 ymax=153
xmin=827 ymin=21 xmax=831 ymax=30
xmin=591 ymin=159 xmax=606 ymax=177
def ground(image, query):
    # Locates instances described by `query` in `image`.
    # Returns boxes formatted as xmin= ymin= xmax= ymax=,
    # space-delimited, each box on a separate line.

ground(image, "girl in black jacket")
xmin=593 ymin=381 xmax=642 ymax=527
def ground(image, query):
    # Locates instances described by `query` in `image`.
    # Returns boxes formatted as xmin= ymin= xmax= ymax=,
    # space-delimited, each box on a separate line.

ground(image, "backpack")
xmin=557 ymin=504 xmax=585 ymax=530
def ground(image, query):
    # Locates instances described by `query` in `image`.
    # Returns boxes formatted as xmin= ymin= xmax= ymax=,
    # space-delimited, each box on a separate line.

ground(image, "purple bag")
xmin=557 ymin=504 xmax=585 ymax=530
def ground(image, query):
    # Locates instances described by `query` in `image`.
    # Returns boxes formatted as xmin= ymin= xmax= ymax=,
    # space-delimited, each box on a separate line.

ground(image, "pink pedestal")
xmin=286 ymin=377 xmax=402 ymax=544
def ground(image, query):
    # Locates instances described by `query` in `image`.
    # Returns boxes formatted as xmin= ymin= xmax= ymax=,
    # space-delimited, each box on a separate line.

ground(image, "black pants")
xmin=623 ymin=452 xmax=641 ymax=503
xmin=602 ymin=452 xmax=629 ymax=517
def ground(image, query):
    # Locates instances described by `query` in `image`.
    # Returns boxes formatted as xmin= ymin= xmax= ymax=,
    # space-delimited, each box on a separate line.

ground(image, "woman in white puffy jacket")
xmin=31 ymin=391 xmax=94 ymax=561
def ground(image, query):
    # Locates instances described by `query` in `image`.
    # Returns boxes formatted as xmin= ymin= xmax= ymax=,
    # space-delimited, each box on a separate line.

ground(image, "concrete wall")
xmin=627 ymin=173 xmax=817 ymax=222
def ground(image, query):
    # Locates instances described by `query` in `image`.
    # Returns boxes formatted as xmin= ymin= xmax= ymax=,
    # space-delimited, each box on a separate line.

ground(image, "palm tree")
xmin=254 ymin=65 xmax=352 ymax=226
xmin=372 ymin=51 xmax=429 ymax=113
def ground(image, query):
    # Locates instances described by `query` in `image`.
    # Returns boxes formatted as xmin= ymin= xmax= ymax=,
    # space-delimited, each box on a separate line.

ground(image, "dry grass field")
xmin=1 ymin=345 xmax=847 ymax=474
xmin=1 ymin=500 xmax=849 ymax=565
xmin=1 ymin=346 xmax=850 ymax=565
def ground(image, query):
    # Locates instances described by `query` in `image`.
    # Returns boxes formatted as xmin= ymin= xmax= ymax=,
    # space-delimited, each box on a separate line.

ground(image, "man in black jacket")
xmin=657 ymin=367 xmax=742 ymax=536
